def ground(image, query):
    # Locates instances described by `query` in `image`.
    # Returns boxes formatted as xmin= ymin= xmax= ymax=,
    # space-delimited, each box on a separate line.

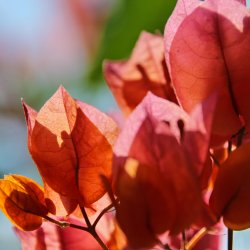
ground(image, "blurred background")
xmin=0 ymin=0 xmax=249 ymax=249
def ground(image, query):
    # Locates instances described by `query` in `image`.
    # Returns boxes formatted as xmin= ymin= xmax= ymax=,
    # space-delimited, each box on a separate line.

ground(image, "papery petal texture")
xmin=23 ymin=86 xmax=118 ymax=215
xmin=0 ymin=175 xmax=48 ymax=231
xmin=113 ymin=93 xmax=215 ymax=247
xmin=114 ymin=92 xmax=189 ymax=159
xmin=165 ymin=0 xmax=250 ymax=144
xmin=104 ymin=31 xmax=176 ymax=115
xmin=114 ymin=92 xmax=215 ymax=188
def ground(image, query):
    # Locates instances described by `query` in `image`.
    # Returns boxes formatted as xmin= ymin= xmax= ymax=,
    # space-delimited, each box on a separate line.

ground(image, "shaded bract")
xmin=104 ymin=31 xmax=177 ymax=115
xmin=113 ymin=93 xmax=217 ymax=248
xmin=0 ymin=175 xmax=48 ymax=231
xmin=210 ymin=142 xmax=250 ymax=230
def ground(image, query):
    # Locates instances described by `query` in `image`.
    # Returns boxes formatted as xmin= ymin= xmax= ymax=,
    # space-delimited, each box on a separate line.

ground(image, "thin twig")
xmin=91 ymin=230 xmax=109 ymax=250
xmin=92 ymin=202 xmax=115 ymax=228
xmin=227 ymin=134 xmax=235 ymax=250
xmin=182 ymin=231 xmax=187 ymax=250
xmin=69 ymin=222 xmax=89 ymax=231
xmin=186 ymin=227 xmax=208 ymax=250
xmin=80 ymin=206 xmax=92 ymax=228
xmin=228 ymin=229 xmax=233 ymax=250
xmin=43 ymin=215 xmax=67 ymax=227
xmin=227 ymin=127 xmax=245 ymax=250
xmin=100 ymin=174 xmax=119 ymax=211
xmin=80 ymin=206 xmax=109 ymax=250
xmin=43 ymin=215 xmax=89 ymax=231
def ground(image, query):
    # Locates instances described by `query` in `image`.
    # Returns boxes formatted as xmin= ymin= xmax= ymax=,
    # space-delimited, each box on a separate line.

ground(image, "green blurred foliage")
xmin=87 ymin=0 xmax=176 ymax=85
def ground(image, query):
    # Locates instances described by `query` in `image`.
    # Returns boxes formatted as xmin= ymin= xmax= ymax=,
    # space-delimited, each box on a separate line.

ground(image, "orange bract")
xmin=23 ymin=86 xmax=118 ymax=215
xmin=0 ymin=175 xmax=48 ymax=231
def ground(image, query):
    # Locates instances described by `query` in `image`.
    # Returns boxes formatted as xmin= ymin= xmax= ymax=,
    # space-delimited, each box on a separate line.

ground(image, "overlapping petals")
xmin=22 ymin=86 xmax=118 ymax=215
xmin=113 ymin=93 xmax=217 ymax=248
xmin=104 ymin=31 xmax=177 ymax=115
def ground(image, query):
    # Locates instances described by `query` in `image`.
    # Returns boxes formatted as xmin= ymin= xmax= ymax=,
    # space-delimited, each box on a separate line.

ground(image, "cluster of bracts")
xmin=1 ymin=0 xmax=250 ymax=249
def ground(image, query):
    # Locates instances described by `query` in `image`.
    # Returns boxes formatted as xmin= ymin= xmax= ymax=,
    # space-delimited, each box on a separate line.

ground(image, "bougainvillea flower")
xmin=210 ymin=142 xmax=250 ymax=230
xmin=22 ymin=86 xmax=118 ymax=215
xmin=0 ymin=175 xmax=48 ymax=231
xmin=15 ymin=216 xmax=109 ymax=250
xmin=104 ymin=31 xmax=177 ymax=115
xmin=164 ymin=0 xmax=249 ymax=145
xmin=113 ymin=93 xmax=217 ymax=248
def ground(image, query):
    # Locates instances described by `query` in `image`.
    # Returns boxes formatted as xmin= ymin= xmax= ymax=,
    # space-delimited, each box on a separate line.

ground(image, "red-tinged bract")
xmin=113 ymin=93 xmax=217 ymax=248
xmin=104 ymin=31 xmax=177 ymax=115
xmin=23 ymin=86 xmax=118 ymax=216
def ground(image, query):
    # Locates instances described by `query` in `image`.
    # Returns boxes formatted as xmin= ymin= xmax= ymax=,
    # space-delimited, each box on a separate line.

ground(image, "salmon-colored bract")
xmin=165 ymin=0 xmax=250 ymax=145
xmin=104 ymin=31 xmax=177 ymax=115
